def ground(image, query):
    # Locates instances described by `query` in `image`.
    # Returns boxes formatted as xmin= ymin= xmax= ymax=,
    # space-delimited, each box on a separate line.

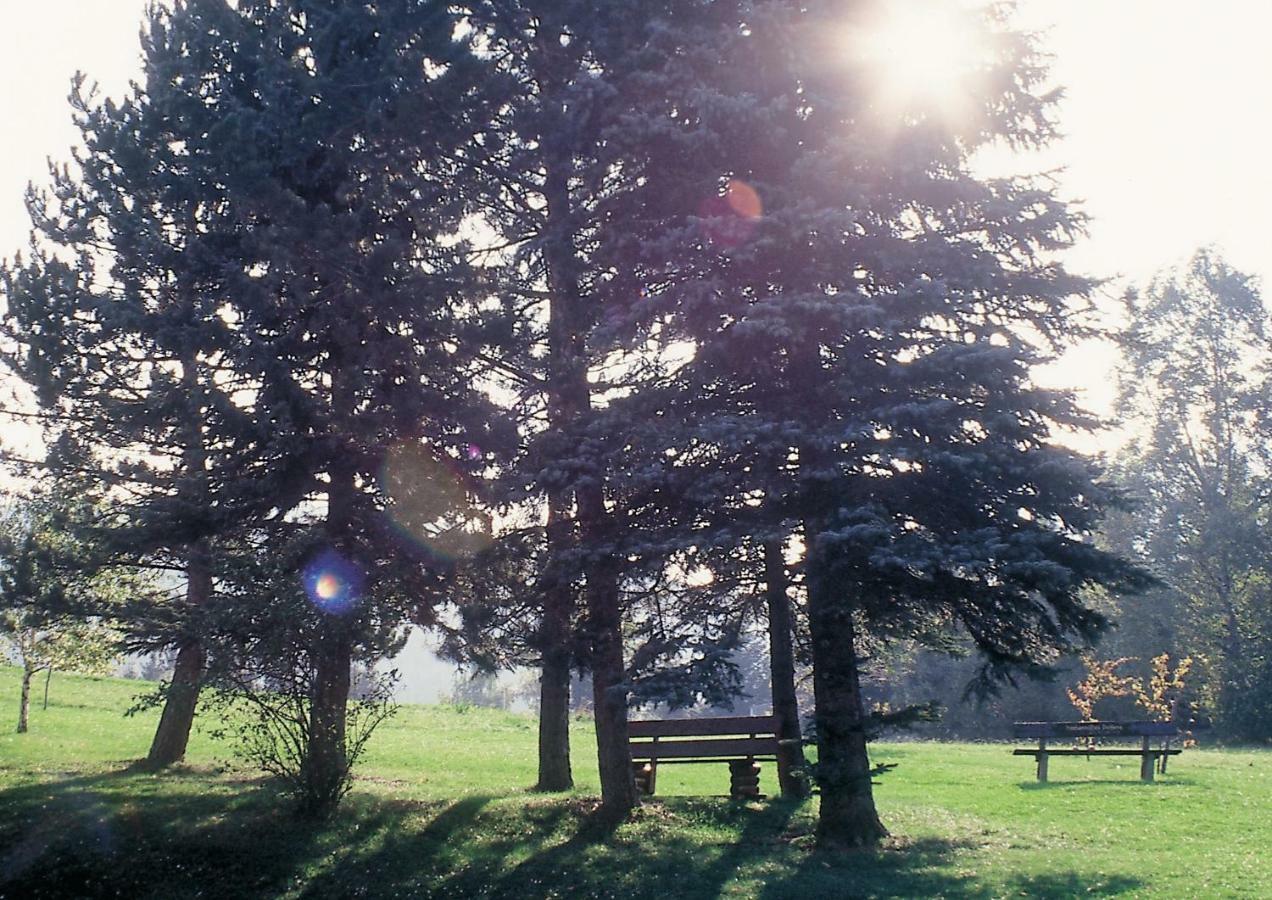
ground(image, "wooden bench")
xmin=1012 ymin=721 xmax=1182 ymax=782
xmin=628 ymin=715 xmax=784 ymax=799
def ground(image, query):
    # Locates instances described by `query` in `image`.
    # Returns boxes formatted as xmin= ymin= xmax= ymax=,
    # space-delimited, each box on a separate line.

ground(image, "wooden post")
xmin=729 ymin=759 xmax=762 ymax=799
xmin=1159 ymin=738 xmax=1170 ymax=775
xmin=632 ymin=761 xmax=656 ymax=795
xmin=1140 ymin=736 xmax=1155 ymax=782
xmin=1036 ymin=738 xmax=1048 ymax=782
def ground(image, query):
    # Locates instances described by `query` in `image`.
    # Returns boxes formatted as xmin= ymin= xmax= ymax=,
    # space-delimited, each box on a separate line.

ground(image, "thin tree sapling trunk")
xmin=17 ymin=664 xmax=33 ymax=733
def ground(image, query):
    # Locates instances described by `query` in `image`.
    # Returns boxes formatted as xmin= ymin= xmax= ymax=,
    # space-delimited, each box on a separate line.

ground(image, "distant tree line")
xmin=1 ymin=0 xmax=1161 ymax=848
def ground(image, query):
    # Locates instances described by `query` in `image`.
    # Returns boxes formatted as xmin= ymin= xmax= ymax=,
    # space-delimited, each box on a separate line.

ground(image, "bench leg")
xmin=1140 ymin=738 xmax=1155 ymax=782
xmin=729 ymin=759 xmax=761 ymax=799
xmin=633 ymin=761 xmax=656 ymax=796
xmin=1036 ymin=739 xmax=1048 ymax=783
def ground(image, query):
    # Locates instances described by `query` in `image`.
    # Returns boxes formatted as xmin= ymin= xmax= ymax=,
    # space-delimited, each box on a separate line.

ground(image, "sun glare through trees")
xmin=846 ymin=0 xmax=993 ymax=122
xmin=0 ymin=0 xmax=1269 ymax=896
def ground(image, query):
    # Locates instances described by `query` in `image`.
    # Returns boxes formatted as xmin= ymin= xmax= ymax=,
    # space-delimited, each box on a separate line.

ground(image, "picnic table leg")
xmin=1036 ymin=738 xmax=1048 ymax=783
xmin=1140 ymin=736 xmax=1155 ymax=782
xmin=1159 ymin=739 xmax=1169 ymax=775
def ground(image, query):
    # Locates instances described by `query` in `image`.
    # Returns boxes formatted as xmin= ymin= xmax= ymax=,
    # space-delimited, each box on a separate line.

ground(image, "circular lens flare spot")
xmin=381 ymin=441 xmax=493 ymax=561
xmin=698 ymin=178 xmax=763 ymax=248
xmin=315 ymin=573 xmax=342 ymax=601
xmin=302 ymin=550 xmax=364 ymax=616
xmin=724 ymin=179 xmax=762 ymax=220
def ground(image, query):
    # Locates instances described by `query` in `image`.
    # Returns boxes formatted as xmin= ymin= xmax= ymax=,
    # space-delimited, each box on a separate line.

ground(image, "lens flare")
xmin=302 ymin=550 xmax=364 ymax=616
xmin=315 ymin=573 xmax=341 ymax=601
xmin=381 ymin=441 xmax=493 ymax=560
xmin=699 ymin=178 xmax=763 ymax=248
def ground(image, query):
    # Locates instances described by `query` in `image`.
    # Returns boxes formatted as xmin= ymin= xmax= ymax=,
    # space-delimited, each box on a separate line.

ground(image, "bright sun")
xmin=848 ymin=0 xmax=990 ymax=119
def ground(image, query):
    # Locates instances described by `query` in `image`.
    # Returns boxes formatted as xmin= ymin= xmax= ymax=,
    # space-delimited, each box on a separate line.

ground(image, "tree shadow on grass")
xmin=468 ymin=797 xmax=797 ymax=899
xmin=1017 ymin=777 xmax=1198 ymax=790
xmin=0 ymin=764 xmax=431 ymax=899
xmin=0 ymin=772 xmax=1151 ymax=900
xmin=291 ymin=794 xmax=803 ymax=899
xmin=1005 ymin=871 xmax=1143 ymax=898
xmin=758 ymin=837 xmax=1145 ymax=900
xmin=757 ymin=834 xmax=982 ymax=900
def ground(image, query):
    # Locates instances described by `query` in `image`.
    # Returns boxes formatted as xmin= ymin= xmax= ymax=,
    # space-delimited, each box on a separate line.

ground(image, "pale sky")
xmin=2 ymin=1 xmax=1270 ymax=421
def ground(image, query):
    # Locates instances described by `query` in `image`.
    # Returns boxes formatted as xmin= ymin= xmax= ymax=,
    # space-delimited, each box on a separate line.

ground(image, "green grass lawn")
xmin=0 ymin=666 xmax=1267 ymax=898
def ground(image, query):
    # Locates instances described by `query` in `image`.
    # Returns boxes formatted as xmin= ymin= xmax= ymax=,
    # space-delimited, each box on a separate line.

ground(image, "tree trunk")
xmin=536 ymin=495 xmax=575 ymax=791
xmin=17 ymin=665 xmax=33 ymax=733
xmin=805 ymin=520 xmax=888 ymax=848
xmin=148 ymin=351 xmax=213 ymax=768
xmin=582 ymin=532 xmax=636 ymax=817
xmin=146 ymin=547 xmax=212 ymax=767
xmin=765 ymin=538 xmax=808 ymax=799
xmin=536 ymin=99 xmax=632 ymax=814
xmin=43 ymin=668 xmax=51 ymax=710
xmin=303 ymin=623 xmax=353 ymax=814
xmin=301 ymin=360 xmax=357 ymax=816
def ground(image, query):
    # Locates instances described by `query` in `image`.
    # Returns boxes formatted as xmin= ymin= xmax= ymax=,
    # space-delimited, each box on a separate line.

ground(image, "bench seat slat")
xmin=1013 ymin=721 xmax=1178 ymax=739
xmin=1012 ymin=748 xmax=1183 ymax=757
xmin=628 ymin=716 xmax=779 ymax=738
xmin=630 ymin=737 xmax=779 ymax=760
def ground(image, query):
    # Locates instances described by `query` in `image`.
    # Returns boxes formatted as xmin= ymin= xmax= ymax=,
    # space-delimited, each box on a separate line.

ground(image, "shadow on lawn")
xmin=299 ymin=794 xmax=806 ymax=899
xmin=0 ymin=763 xmax=421 ymax=898
xmin=0 ymin=770 xmax=1149 ymax=900
xmin=761 ymin=843 xmax=1144 ymax=900
xmin=1018 ymin=776 xmax=1198 ymax=790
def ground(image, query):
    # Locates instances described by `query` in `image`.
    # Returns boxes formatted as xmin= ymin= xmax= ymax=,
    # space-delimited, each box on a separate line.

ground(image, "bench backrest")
xmin=628 ymin=715 xmax=781 ymax=761
xmin=628 ymin=715 xmax=780 ymax=739
xmin=1013 ymin=721 xmax=1178 ymax=740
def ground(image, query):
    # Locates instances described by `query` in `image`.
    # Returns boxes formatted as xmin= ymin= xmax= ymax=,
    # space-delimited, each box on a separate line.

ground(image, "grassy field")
xmin=0 ymin=667 xmax=1267 ymax=898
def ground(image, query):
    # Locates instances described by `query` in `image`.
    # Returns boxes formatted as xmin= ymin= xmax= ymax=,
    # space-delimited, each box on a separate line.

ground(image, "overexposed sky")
xmin=1 ymin=0 xmax=1270 ymax=422
xmin=0 ymin=0 xmax=152 ymax=257
xmin=1013 ymin=0 xmax=1272 ymax=287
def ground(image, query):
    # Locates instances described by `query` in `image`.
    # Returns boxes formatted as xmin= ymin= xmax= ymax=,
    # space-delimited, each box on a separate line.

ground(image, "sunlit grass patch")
xmin=0 ymin=666 xmax=1267 ymax=898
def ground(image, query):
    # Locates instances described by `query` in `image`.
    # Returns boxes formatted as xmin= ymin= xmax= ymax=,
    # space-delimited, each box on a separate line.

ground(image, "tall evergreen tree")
xmin=150 ymin=0 xmax=512 ymax=811
xmin=609 ymin=0 xmax=1151 ymax=845
xmin=445 ymin=0 xmax=766 ymax=811
xmin=1 ymin=18 xmax=248 ymax=766
xmin=8 ymin=0 xmax=512 ymax=807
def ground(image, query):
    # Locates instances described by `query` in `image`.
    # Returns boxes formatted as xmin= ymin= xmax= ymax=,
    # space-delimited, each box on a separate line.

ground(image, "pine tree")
xmin=1 ymin=16 xmax=248 ymax=765
xmin=7 ymin=0 xmax=512 ymax=809
xmin=443 ymin=0 xmax=767 ymax=811
xmin=610 ymin=0 xmax=1151 ymax=845
xmin=140 ymin=0 xmax=513 ymax=812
